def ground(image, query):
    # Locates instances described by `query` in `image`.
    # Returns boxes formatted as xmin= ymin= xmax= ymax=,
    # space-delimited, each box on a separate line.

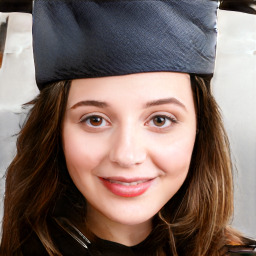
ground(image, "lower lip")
xmin=99 ymin=178 xmax=154 ymax=197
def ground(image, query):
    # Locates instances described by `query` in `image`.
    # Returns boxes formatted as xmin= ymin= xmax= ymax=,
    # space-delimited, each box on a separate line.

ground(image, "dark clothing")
xmin=21 ymin=217 xmax=256 ymax=256
xmin=21 ymin=217 xmax=169 ymax=256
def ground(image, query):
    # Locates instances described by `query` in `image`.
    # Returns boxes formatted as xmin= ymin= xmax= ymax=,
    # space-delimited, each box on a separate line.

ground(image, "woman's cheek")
xmin=151 ymin=138 xmax=195 ymax=177
xmin=62 ymin=126 xmax=107 ymax=173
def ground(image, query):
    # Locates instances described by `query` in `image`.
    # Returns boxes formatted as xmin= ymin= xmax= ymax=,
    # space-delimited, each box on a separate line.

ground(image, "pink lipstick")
xmin=99 ymin=177 xmax=154 ymax=197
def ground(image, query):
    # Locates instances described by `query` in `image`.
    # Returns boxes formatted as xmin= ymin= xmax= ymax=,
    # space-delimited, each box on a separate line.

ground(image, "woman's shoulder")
xmin=21 ymin=231 xmax=49 ymax=256
xmin=21 ymin=218 xmax=91 ymax=256
xmin=224 ymin=237 xmax=256 ymax=255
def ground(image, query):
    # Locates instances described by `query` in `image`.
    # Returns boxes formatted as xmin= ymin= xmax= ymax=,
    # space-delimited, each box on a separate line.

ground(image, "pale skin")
xmin=62 ymin=72 xmax=197 ymax=246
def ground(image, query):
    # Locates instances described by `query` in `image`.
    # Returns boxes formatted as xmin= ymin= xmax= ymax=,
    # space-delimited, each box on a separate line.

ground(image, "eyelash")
xmin=79 ymin=113 xmax=178 ymax=130
xmin=80 ymin=114 xmax=110 ymax=128
xmin=146 ymin=114 xmax=178 ymax=131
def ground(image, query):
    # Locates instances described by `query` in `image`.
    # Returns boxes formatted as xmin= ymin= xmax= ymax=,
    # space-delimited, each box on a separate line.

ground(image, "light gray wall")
xmin=0 ymin=11 xmax=255 ymax=239
xmin=212 ymin=10 xmax=256 ymax=238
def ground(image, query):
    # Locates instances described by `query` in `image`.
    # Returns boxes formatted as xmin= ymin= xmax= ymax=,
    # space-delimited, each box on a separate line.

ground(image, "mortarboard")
xmin=33 ymin=0 xmax=218 ymax=90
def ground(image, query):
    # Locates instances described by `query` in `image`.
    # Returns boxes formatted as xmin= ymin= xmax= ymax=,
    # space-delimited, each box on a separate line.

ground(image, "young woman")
xmin=1 ymin=0 xmax=255 ymax=255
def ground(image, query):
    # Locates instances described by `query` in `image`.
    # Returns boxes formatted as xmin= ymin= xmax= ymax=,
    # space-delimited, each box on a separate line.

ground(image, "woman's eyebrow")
xmin=144 ymin=97 xmax=187 ymax=111
xmin=70 ymin=100 xmax=109 ymax=109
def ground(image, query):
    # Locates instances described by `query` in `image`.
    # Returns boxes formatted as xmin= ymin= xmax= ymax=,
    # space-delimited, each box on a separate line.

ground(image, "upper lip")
xmin=100 ymin=176 xmax=155 ymax=183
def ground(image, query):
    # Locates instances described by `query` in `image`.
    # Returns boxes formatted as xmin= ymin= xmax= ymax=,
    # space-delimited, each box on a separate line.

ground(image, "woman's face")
xmin=62 ymin=72 xmax=196 ymax=228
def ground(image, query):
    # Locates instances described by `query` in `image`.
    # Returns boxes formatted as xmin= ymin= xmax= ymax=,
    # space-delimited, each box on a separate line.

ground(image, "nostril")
xmin=0 ymin=16 xmax=8 ymax=69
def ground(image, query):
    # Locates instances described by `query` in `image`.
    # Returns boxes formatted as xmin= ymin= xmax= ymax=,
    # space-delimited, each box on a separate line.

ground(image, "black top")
xmin=21 ymin=217 xmax=169 ymax=256
xmin=20 ymin=217 xmax=256 ymax=256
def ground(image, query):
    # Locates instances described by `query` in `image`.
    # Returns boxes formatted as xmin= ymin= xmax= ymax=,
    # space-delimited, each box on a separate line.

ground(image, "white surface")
xmin=0 ymin=12 xmax=38 ymax=235
xmin=0 ymin=10 xmax=255 ymax=239
xmin=212 ymin=10 xmax=256 ymax=238
xmin=0 ymin=12 xmax=38 ymax=111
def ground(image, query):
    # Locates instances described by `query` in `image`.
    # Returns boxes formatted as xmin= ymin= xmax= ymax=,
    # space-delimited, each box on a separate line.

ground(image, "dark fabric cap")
xmin=33 ymin=0 xmax=218 ymax=90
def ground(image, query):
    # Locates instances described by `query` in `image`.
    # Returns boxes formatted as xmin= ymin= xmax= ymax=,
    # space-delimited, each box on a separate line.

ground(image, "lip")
xmin=99 ymin=177 xmax=155 ymax=197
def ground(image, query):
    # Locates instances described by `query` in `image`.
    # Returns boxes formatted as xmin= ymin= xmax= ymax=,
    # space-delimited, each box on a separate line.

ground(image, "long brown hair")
xmin=155 ymin=75 xmax=242 ymax=256
xmin=0 ymin=76 xmax=243 ymax=255
xmin=0 ymin=81 xmax=73 ymax=255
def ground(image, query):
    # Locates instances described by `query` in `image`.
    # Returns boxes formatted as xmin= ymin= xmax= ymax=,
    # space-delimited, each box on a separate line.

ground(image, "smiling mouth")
xmin=105 ymin=179 xmax=150 ymax=186
xmin=99 ymin=177 xmax=155 ymax=197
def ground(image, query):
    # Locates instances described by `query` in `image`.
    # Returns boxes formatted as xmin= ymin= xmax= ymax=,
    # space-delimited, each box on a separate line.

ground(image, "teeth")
xmin=107 ymin=179 xmax=147 ymax=186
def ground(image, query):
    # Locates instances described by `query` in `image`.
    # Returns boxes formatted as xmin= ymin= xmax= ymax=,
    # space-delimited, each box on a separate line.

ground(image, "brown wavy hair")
xmin=0 ymin=75 xmax=243 ymax=255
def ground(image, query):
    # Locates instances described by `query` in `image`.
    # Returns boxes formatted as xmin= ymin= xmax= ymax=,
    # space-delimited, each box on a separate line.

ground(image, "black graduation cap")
xmin=33 ymin=0 xmax=218 ymax=90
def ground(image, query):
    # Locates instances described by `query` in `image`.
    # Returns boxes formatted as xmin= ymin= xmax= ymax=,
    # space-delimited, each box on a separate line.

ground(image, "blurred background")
xmin=0 ymin=0 xmax=256 ymax=239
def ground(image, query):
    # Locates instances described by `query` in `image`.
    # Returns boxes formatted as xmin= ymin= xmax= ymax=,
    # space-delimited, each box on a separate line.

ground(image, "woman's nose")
xmin=109 ymin=127 xmax=147 ymax=168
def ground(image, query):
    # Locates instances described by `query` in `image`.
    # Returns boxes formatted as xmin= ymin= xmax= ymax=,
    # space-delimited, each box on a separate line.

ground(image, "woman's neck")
xmin=86 ymin=205 xmax=152 ymax=246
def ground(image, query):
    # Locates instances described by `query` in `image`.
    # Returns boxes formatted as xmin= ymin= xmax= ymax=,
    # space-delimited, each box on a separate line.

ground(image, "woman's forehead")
xmin=67 ymin=72 xmax=193 ymax=110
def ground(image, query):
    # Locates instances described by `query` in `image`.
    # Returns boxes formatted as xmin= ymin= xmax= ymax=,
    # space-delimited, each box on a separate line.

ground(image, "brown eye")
xmin=86 ymin=116 xmax=104 ymax=127
xmin=80 ymin=114 xmax=110 ymax=130
xmin=147 ymin=114 xmax=177 ymax=130
xmin=153 ymin=116 xmax=167 ymax=127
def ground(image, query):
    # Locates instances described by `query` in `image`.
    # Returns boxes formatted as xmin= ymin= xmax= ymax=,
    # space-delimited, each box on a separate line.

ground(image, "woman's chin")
xmin=107 ymin=213 xmax=154 ymax=227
